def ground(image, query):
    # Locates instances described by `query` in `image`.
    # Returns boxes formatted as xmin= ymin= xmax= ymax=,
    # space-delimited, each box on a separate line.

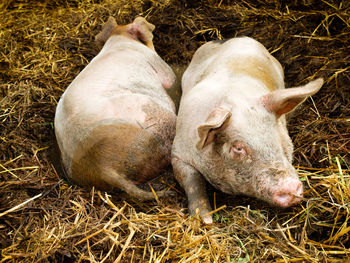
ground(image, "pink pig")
xmin=54 ymin=17 xmax=176 ymax=199
xmin=172 ymin=37 xmax=323 ymax=223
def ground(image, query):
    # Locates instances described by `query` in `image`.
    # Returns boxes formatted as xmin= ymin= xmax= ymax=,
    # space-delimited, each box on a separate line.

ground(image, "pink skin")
xmin=227 ymin=139 xmax=303 ymax=208
xmin=273 ymin=179 xmax=303 ymax=207
xmin=54 ymin=17 xmax=177 ymax=199
xmin=172 ymin=37 xmax=323 ymax=224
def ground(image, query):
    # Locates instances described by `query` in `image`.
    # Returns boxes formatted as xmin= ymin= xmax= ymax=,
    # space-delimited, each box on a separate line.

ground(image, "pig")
xmin=54 ymin=17 xmax=177 ymax=200
xmin=171 ymin=36 xmax=323 ymax=224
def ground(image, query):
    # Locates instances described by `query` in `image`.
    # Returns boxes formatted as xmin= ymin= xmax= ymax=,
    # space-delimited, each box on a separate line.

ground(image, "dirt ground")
xmin=0 ymin=0 xmax=349 ymax=262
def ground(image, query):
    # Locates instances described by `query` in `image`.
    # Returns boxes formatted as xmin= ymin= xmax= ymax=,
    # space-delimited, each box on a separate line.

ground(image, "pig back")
xmin=182 ymin=37 xmax=284 ymax=94
xmin=63 ymin=43 xmax=176 ymax=113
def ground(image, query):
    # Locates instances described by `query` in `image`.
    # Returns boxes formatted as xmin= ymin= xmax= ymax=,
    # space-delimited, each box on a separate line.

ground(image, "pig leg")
xmin=103 ymin=167 xmax=172 ymax=201
xmin=172 ymin=157 xmax=213 ymax=224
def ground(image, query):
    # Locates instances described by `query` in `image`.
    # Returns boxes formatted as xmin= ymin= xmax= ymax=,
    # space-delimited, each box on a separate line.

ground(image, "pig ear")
xmin=95 ymin=17 xmax=118 ymax=46
xmin=129 ymin=17 xmax=155 ymax=50
xmin=196 ymin=107 xmax=232 ymax=150
xmin=261 ymin=78 xmax=323 ymax=118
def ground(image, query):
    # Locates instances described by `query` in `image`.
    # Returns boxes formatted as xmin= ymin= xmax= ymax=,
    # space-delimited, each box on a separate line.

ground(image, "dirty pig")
xmin=54 ymin=17 xmax=177 ymax=200
xmin=172 ymin=36 xmax=323 ymax=223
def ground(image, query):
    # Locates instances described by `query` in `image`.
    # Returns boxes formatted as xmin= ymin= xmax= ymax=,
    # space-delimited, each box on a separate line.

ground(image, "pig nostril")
xmin=272 ymin=180 xmax=304 ymax=208
xmin=296 ymin=183 xmax=304 ymax=197
xmin=273 ymin=188 xmax=303 ymax=207
xmin=274 ymin=193 xmax=290 ymax=206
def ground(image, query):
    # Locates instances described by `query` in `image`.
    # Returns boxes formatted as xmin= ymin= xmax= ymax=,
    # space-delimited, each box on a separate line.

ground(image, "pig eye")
xmin=234 ymin=147 xmax=244 ymax=153
xmin=230 ymin=141 xmax=247 ymax=159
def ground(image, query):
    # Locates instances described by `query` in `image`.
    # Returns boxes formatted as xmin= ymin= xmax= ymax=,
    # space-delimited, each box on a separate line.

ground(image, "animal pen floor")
xmin=0 ymin=0 xmax=349 ymax=262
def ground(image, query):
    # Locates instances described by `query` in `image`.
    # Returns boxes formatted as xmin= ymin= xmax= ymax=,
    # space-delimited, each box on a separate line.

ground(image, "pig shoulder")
xmin=172 ymin=81 xmax=225 ymax=162
xmin=100 ymin=35 xmax=177 ymax=93
xmin=181 ymin=41 xmax=223 ymax=93
xmin=60 ymin=48 xmax=175 ymax=116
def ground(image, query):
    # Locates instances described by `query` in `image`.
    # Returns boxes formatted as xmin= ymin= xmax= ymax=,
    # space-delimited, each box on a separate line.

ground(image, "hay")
xmin=0 ymin=0 xmax=349 ymax=262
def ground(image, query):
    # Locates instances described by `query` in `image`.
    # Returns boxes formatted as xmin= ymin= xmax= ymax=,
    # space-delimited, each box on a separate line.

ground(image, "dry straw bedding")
xmin=0 ymin=0 xmax=349 ymax=262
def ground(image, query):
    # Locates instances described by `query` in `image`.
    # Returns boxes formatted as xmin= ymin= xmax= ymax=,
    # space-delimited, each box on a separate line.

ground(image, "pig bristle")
xmin=0 ymin=0 xmax=349 ymax=262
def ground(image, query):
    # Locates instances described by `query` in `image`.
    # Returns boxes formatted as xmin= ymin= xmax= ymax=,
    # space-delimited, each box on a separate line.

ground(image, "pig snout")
xmin=272 ymin=179 xmax=303 ymax=208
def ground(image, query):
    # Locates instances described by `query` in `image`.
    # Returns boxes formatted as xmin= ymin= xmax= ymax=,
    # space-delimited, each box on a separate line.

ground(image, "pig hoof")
xmin=192 ymin=209 xmax=213 ymax=224
xmin=201 ymin=214 xmax=213 ymax=224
